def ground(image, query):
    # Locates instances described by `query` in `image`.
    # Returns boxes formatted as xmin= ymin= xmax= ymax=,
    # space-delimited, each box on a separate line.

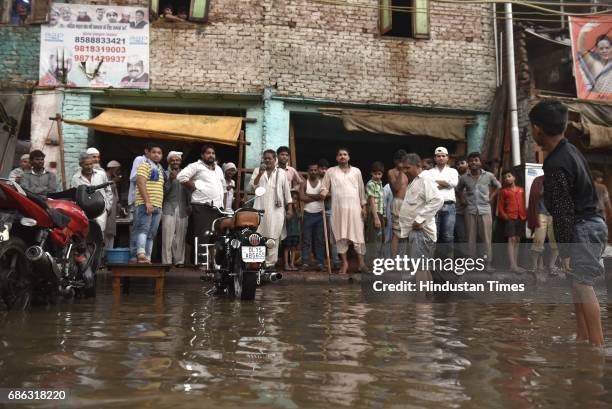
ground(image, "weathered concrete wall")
xmin=0 ymin=25 xmax=40 ymax=88
xmin=30 ymin=91 xmax=63 ymax=181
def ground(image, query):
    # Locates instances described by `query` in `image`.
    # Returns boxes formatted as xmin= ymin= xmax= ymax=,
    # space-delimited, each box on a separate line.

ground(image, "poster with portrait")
xmin=569 ymin=16 xmax=611 ymax=101
xmin=39 ymin=3 xmax=150 ymax=89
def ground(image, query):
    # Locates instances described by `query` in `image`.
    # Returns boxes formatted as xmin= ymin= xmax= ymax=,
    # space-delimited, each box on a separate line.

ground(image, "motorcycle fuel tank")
xmin=47 ymin=200 xmax=89 ymax=245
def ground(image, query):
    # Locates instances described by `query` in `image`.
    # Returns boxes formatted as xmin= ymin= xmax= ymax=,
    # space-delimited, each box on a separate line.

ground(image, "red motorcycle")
xmin=0 ymin=178 xmax=111 ymax=309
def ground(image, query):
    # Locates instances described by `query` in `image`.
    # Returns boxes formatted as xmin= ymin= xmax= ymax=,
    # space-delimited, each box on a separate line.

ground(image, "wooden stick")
xmin=236 ymin=130 xmax=245 ymax=207
xmin=321 ymin=201 xmax=332 ymax=278
xmin=53 ymin=113 xmax=67 ymax=190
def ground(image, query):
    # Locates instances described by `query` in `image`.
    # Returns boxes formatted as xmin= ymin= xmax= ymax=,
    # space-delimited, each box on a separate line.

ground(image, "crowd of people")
xmin=6 ymin=103 xmax=611 ymax=276
xmin=4 ymin=100 xmax=610 ymax=345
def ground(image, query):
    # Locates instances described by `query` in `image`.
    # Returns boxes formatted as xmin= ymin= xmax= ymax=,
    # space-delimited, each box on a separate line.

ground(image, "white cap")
xmin=434 ymin=147 xmax=448 ymax=155
xmin=222 ymin=162 xmax=237 ymax=173
xmin=20 ymin=154 xmax=30 ymax=160
xmin=167 ymin=151 xmax=183 ymax=161
xmin=86 ymin=147 xmax=100 ymax=155
xmin=106 ymin=160 xmax=121 ymax=168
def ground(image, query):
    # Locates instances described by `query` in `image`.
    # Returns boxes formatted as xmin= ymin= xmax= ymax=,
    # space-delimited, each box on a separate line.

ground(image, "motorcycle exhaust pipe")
xmin=25 ymin=246 xmax=61 ymax=279
xmin=25 ymin=245 xmax=44 ymax=261
xmin=261 ymin=272 xmax=282 ymax=283
xmin=269 ymin=272 xmax=282 ymax=282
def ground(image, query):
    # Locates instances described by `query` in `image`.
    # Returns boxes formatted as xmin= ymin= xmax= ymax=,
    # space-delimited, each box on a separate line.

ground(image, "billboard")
xmin=39 ymin=3 xmax=150 ymax=89
xmin=569 ymin=16 xmax=611 ymax=101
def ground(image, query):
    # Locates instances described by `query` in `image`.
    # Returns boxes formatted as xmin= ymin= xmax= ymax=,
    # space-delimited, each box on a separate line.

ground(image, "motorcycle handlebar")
xmin=86 ymin=181 xmax=114 ymax=194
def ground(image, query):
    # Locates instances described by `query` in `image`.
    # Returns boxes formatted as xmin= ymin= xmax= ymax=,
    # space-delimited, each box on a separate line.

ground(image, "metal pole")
xmin=492 ymin=3 xmax=500 ymax=87
xmin=504 ymin=3 xmax=521 ymax=166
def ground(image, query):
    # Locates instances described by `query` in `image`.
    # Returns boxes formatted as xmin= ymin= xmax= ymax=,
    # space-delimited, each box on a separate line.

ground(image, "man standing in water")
xmin=320 ymin=148 xmax=368 ymax=274
xmin=530 ymin=100 xmax=608 ymax=346
xmin=250 ymin=150 xmax=293 ymax=269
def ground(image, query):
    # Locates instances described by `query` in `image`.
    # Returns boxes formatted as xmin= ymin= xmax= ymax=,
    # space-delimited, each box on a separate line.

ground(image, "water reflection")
xmin=0 ymin=280 xmax=611 ymax=408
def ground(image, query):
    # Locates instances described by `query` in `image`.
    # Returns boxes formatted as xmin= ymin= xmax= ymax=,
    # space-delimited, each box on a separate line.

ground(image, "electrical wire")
xmin=314 ymin=0 xmax=612 ymax=15
xmin=313 ymin=0 xmax=612 ymax=23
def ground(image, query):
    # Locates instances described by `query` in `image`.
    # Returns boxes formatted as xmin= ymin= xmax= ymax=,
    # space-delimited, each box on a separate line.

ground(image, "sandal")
xmin=137 ymin=254 xmax=150 ymax=264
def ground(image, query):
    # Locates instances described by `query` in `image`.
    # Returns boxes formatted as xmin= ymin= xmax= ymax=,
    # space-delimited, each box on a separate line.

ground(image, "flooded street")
xmin=2 ymin=279 xmax=612 ymax=409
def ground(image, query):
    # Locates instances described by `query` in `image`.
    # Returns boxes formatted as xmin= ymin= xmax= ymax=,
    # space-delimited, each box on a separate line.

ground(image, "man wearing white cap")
xmin=86 ymin=147 xmax=102 ymax=169
xmin=162 ymin=151 xmax=191 ymax=265
xmin=8 ymin=154 xmax=31 ymax=183
xmin=104 ymin=160 xmax=122 ymax=249
xmin=222 ymin=162 xmax=237 ymax=210
xmin=424 ymin=147 xmax=459 ymax=259
xmin=71 ymin=152 xmax=112 ymax=231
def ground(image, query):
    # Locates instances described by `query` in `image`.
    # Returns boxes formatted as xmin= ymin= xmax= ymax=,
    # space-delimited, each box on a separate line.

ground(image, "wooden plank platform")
xmin=107 ymin=263 xmax=171 ymax=298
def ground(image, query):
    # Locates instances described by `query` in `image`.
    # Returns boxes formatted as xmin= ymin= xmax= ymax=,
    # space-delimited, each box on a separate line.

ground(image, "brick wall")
xmin=0 ymin=0 xmax=497 ymax=111
xmin=0 ymin=25 xmax=40 ymax=88
xmin=150 ymin=0 xmax=497 ymax=111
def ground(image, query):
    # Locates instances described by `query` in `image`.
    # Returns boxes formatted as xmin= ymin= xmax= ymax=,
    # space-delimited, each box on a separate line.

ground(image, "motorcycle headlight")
xmin=265 ymin=239 xmax=275 ymax=249
xmin=230 ymin=239 xmax=241 ymax=249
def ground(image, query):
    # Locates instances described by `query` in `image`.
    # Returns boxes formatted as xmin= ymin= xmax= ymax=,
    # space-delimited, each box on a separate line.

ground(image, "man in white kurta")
xmin=398 ymin=153 xmax=444 ymax=285
xmin=71 ymin=153 xmax=112 ymax=231
xmin=320 ymin=148 xmax=368 ymax=274
xmin=249 ymin=150 xmax=294 ymax=268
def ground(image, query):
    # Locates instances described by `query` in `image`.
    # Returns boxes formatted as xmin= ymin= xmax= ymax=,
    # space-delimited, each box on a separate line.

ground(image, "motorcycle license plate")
xmin=0 ymin=224 xmax=9 ymax=242
xmin=241 ymin=246 xmax=265 ymax=262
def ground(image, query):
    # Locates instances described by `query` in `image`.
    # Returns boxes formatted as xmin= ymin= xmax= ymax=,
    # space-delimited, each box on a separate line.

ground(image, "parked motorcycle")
xmin=194 ymin=185 xmax=281 ymax=300
xmin=0 ymin=179 xmax=112 ymax=309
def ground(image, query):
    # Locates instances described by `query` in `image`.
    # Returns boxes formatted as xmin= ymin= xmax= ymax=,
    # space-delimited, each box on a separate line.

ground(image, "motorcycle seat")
xmin=214 ymin=211 xmax=259 ymax=233
xmin=233 ymin=211 xmax=259 ymax=228
xmin=214 ymin=216 xmax=234 ymax=233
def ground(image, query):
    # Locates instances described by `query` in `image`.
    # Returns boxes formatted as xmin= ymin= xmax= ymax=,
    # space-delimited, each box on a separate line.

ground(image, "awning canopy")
xmin=565 ymin=100 xmax=612 ymax=149
xmin=63 ymin=108 xmax=243 ymax=146
xmin=321 ymin=108 xmax=472 ymax=141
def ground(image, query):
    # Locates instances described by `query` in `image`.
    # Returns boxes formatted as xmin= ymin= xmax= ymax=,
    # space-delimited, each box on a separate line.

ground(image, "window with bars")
xmin=379 ymin=0 xmax=430 ymax=39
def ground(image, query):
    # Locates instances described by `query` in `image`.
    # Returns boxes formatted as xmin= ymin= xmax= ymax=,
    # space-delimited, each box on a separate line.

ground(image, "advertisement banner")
xmin=39 ymin=3 xmax=150 ymax=89
xmin=569 ymin=16 xmax=611 ymax=101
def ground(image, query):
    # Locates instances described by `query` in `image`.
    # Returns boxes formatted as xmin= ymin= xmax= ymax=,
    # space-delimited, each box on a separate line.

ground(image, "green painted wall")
xmin=0 ymin=26 xmax=40 ymax=88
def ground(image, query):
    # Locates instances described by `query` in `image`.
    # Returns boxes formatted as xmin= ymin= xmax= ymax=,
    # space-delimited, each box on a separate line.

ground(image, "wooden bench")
xmin=107 ymin=263 xmax=171 ymax=299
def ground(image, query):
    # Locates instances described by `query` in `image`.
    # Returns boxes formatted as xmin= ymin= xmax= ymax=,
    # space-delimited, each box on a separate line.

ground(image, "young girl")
xmin=283 ymin=191 xmax=301 ymax=271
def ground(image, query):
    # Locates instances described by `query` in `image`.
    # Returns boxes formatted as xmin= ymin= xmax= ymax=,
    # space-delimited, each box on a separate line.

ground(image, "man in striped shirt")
xmin=132 ymin=144 xmax=165 ymax=263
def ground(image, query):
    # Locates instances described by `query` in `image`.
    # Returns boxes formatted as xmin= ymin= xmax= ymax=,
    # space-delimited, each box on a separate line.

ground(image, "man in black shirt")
xmin=530 ymin=100 xmax=608 ymax=347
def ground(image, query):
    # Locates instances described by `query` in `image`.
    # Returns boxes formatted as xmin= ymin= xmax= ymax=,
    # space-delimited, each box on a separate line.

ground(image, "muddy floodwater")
xmin=2 ymin=278 xmax=612 ymax=409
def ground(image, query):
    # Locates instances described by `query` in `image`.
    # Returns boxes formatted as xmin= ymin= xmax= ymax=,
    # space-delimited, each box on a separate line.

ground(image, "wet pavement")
xmin=2 ymin=277 xmax=612 ymax=408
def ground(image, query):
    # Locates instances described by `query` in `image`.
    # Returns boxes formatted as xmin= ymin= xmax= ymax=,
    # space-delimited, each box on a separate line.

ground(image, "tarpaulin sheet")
xmin=322 ymin=109 xmax=470 ymax=141
xmin=565 ymin=100 xmax=612 ymax=149
xmin=63 ymin=108 xmax=243 ymax=146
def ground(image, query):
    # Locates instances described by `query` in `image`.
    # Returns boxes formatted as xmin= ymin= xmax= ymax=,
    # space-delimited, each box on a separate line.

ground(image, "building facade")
xmin=1 ymin=0 xmax=497 ymax=183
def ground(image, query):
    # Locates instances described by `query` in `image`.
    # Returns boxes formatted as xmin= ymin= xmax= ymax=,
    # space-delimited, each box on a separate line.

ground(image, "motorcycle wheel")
xmin=229 ymin=251 xmax=257 ymax=300
xmin=0 ymin=237 xmax=33 ymax=310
